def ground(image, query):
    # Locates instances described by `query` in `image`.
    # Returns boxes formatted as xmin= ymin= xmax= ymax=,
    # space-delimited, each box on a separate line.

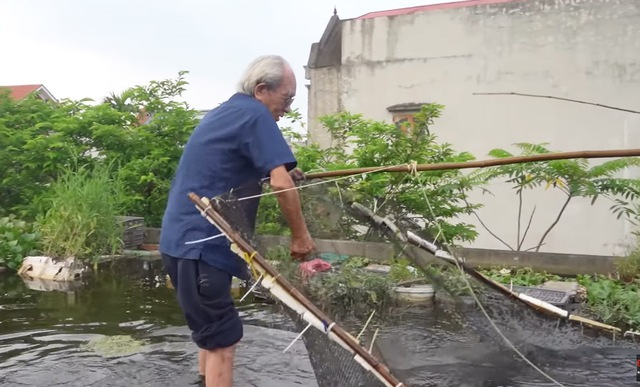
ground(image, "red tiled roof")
xmin=0 ymin=84 xmax=43 ymax=100
xmin=356 ymin=0 xmax=522 ymax=19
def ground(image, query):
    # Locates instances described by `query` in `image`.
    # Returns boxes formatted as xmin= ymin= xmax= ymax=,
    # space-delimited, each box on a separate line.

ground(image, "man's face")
xmin=254 ymin=66 xmax=296 ymax=122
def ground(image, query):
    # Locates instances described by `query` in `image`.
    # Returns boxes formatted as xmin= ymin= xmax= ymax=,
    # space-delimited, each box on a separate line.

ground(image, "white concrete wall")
xmin=306 ymin=67 xmax=341 ymax=146
xmin=308 ymin=0 xmax=640 ymax=256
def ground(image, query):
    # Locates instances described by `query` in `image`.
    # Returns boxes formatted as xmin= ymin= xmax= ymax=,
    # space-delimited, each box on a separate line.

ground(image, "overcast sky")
xmin=0 ymin=0 xmax=462 ymax=125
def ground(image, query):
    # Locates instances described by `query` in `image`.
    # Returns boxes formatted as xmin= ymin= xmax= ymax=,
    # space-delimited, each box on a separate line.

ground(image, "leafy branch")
xmin=257 ymin=104 xmax=483 ymax=245
xmin=466 ymin=143 xmax=640 ymax=252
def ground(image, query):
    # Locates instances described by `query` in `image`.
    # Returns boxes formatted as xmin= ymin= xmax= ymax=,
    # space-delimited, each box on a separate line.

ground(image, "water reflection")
xmin=0 ymin=258 xmax=317 ymax=387
xmin=2 ymin=257 xmax=640 ymax=387
xmin=375 ymin=295 xmax=640 ymax=387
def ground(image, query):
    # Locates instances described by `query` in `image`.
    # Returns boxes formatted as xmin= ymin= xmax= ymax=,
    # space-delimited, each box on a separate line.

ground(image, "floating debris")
xmin=80 ymin=335 xmax=146 ymax=357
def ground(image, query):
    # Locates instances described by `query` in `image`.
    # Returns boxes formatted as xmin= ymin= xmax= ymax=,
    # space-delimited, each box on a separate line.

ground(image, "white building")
xmin=304 ymin=0 xmax=640 ymax=256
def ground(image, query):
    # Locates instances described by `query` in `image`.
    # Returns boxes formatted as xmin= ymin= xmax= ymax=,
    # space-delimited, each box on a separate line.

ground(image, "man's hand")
xmin=289 ymin=168 xmax=306 ymax=183
xmin=270 ymin=165 xmax=314 ymax=260
xmin=290 ymin=232 xmax=316 ymax=261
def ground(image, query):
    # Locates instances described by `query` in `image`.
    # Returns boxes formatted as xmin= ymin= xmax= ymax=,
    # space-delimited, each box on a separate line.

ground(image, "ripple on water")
xmin=371 ymin=296 xmax=640 ymax=387
xmin=2 ymin=257 xmax=640 ymax=387
xmin=0 ymin=259 xmax=318 ymax=387
xmin=0 ymin=325 xmax=318 ymax=387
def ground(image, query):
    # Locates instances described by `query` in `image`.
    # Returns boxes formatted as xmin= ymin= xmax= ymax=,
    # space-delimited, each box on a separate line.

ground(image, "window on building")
xmin=392 ymin=113 xmax=416 ymax=133
xmin=387 ymin=102 xmax=429 ymax=134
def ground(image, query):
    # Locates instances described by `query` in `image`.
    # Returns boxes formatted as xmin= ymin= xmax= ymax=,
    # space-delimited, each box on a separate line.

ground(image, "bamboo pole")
xmin=305 ymin=148 xmax=640 ymax=180
xmin=350 ymin=202 xmax=527 ymax=307
xmin=405 ymin=229 xmax=622 ymax=334
xmin=406 ymin=231 xmax=621 ymax=334
xmin=349 ymin=202 xmax=622 ymax=336
xmin=187 ymin=192 xmax=406 ymax=387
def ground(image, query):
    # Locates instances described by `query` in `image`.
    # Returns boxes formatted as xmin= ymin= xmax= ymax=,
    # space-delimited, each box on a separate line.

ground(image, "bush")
xmin=36 ymin=162 xmax=127 ymax=261
xmin=0 ymin=72 xmax=197 ymax=227
xmin=577 ymin=274 xmax=640 ymax=331
xmin=0 ymin=215 xmax=40 ymax=270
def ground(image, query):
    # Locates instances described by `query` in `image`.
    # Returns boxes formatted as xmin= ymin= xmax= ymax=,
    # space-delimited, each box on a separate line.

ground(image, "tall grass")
xmin=36 ymin=161 xmax=127 ymax=261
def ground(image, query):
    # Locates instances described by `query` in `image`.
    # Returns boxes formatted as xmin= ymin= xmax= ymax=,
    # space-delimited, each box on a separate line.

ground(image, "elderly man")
xmin=159 ymin=55 xmax=316 ymax=387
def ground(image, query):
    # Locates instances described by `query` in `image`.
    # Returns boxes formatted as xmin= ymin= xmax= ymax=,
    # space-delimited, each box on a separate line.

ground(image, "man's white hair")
xmin=237 ymin=55 xmax=289 ymax=95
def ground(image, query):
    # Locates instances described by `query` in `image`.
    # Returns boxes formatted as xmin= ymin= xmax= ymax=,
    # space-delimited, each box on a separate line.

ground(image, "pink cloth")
xmin=299 ymin=258 xmax=332 ymax=279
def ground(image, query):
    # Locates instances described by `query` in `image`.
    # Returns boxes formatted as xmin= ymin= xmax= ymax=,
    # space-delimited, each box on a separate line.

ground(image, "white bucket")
xmin=394 ymin=284 xmax=435 ymax=303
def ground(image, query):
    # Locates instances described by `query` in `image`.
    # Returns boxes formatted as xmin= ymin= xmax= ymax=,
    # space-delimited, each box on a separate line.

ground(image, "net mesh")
xmin=206 ymin=184 xmax=392 ymax=387
xmin=194 ymin=175 xmax=638 ymax=387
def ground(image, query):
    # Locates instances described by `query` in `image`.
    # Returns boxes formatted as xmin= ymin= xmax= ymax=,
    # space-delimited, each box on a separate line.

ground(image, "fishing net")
xmin=189 ymin=174 xmax=640 ymax=387
xmin=196 ymin=183 xmax=394 ymax=387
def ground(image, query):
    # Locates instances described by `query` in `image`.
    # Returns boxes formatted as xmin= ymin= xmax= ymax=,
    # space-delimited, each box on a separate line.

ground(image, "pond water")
xmin=0 ymin=257 xmax=317 ymax=387
xmin=1 ymin=257 xmax=639 ymax=387
xmin=371 ymin=290 xmax=640 ymax=387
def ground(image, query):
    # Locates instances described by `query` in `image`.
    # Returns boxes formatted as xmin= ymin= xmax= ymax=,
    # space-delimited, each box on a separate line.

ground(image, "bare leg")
xmin=198 ymin=349 xmax=207 ymax=380
xmin=204 ymin=344 xmax=237 ymax=387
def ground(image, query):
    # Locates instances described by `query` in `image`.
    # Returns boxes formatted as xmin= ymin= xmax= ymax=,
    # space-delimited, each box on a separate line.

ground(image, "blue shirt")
xmin=159 ymin=93 xmax=297 ymax=280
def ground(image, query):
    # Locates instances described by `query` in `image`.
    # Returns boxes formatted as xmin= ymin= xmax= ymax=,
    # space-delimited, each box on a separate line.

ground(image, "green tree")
xmin=1 ymin=93 xmax=112 ymax=219
xmin=467 ymin=143 xmax=640 ymax=252
xmin=98 ymin=71 xmax=198 ymax=226
xmin=0 ymin=71 xmax=197 ymax=226
xmin=256 ymin=104 xmax=481 ymax=245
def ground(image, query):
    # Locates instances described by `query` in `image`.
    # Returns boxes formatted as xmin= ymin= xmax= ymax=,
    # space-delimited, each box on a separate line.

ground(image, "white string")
xmin=184 ymin=233 xmax=225 ymax=245
xmin=415 ymin=177 xmax=565 ymax=386
xmin=239 ymin=273 xmax=264 ymax=302
xmin=237 ymin=164 xmax=403 ymax=202
xmin=283 ymin=321 xmax=313 ymax=353
xmin=368 ymin=327 xmax=380 ymax=354
xmin=324 ymin=322 xmax=336 ymax=334
xmin=185 ymin=165 xmax=399 ymax=246
xmin=357 ymin=310 xmax=376 ymax=341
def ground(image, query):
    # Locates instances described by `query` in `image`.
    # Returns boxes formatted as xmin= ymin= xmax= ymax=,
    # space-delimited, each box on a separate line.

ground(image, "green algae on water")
xmin=80 ymin=334 xmax=146 ymax=357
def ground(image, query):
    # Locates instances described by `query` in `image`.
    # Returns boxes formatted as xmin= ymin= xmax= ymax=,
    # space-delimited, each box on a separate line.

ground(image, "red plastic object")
xmin=299 ymin=258 xmax=332 ymax=279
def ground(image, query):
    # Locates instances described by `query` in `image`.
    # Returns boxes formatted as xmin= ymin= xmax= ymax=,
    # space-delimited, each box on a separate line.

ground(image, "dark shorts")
xmin=162 ymin=253 xmax=243 ymax=350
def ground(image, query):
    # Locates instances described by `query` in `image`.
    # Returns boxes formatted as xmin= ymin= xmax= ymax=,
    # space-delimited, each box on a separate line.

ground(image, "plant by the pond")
xmin=614 ymin=236 xmax=640 ymax=283
xmin=36 ymin=162 xmax=127 ymax=261
xmin=0 ymin=72 xmax=197 ymax=227
xmin=388 ymin=258 xmax=421 ymax=282
xmin=478 ymin=264 xmax=640 ymax=332
xmin=577 ymin=274 xmax=640 ymax=331
xmin=481 ymin=266 xmax=562 ymax=286
xmin=0 ymin=215 xmax=40 ymax=270
xmin=305 ymin=266 xmax=397 ymax=319
xmin=264 ymin=247 xmax=398 ymax=318
xmin=573 ymin=233 xmax=640 ymax=330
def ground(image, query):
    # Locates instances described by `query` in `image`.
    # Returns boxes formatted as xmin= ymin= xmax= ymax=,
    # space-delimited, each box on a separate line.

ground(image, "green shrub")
xmin=577 ymin=274 xmax=640 ymax=331
xmin=0 ymin=214 xmax=41 ymax=270
xmin=615 ymin=244 xmax=640 ymax=283
xmin=36 ymin=162 xmax=127 ymax=261
xmin=481 ymin=266 xmax=562 ymax=286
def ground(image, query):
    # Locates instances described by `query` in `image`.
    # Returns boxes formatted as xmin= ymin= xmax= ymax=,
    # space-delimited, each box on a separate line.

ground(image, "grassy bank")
xmin=1 ymin=162 xmax=130 ymax=271
xmin=263 ymin=244 xmax=640 ymax=334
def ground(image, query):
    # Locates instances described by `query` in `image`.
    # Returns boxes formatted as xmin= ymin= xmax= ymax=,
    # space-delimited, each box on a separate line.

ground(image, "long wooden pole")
xmin=351 ymin=202 xmax=526 ymax=308
xmin=187 ymin=192 xmax=406 ymax=387
xmin=350 ymin=202 xmax=621 ymax=335
xmin=305 ymin=148 xmax=640 ymax=180
xmin=407 ymin=231 xmax=622 ymax=334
